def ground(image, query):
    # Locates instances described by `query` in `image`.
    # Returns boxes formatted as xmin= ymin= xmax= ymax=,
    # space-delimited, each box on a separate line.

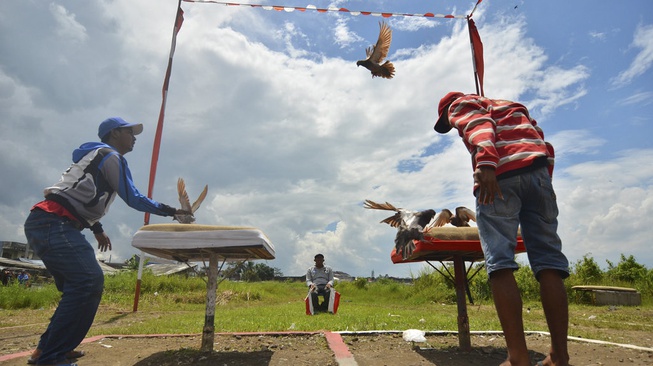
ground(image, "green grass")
xmin=0 ymin=282 xmax=61 ymax=309
xmin=2 ymin=271 xmax=652 ymax=346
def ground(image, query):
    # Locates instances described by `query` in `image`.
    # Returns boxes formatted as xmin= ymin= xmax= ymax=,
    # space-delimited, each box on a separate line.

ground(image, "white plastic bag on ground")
xmin=402 ymin=329 xmax=427 ymax=342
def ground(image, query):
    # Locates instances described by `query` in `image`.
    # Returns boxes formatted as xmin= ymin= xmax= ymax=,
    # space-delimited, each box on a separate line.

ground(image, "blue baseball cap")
xmin=98 ymin=117 xmax=143 ymax=139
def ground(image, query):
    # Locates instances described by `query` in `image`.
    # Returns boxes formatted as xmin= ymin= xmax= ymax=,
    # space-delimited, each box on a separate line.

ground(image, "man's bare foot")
xmin=537 ymin=354 xmax=571 ymax=366
xmin=499 ymin=359 xmax=530 ymax=366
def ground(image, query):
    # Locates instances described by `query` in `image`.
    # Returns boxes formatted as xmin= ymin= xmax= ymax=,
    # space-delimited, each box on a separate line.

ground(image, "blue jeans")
xmin=476 ymin=167 xmax=569 ymax=279
xmin=24 ymin=209 xmax=104 ymax=365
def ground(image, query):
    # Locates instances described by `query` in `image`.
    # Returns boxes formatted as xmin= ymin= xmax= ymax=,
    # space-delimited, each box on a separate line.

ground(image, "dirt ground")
xmin=2 ymin=328 xmax=653 ymax=366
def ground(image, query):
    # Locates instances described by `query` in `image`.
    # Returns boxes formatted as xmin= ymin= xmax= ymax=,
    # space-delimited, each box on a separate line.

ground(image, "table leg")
xmin=201 ymin=252 xmax=218 ymax=351
xmin=453 ymin=255 xmax=472 ymax=351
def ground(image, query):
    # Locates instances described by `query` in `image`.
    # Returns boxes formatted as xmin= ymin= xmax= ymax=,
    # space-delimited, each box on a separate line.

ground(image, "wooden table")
xmin=131 ymin=224 xmax=275 ymax=351
xmin=391 ymin=227 xmax=526 ymax=351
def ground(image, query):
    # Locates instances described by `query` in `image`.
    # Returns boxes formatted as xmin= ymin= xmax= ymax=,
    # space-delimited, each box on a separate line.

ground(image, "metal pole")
xmin=453 ymin=255 xmax=472 ymax=351
xmin=201 ymin=252 xmax=219 ymax=351
xmin=133 ymin=252 xmax=146 ymax=312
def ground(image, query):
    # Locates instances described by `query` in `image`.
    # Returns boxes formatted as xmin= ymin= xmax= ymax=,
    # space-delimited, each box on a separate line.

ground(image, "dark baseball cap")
xmin=434 ymin=92 xmax=464 ymax=134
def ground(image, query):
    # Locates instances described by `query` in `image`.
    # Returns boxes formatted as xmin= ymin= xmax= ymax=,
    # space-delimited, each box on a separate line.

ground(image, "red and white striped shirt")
xmin=447 ymin=94 xmax=554 ymax=179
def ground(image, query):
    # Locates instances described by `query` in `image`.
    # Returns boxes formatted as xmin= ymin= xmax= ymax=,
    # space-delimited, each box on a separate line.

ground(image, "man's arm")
xmin=95 ymin=232 xmax=112 ymax=252
xmin=101 ymin=154 xmax=182 ymax=217
xmin=306 ymin=268 xmax=315 ymax=289
xmin=473 ymin=166 xmax=503 ymax=205
xmin=326 ymin=267 xmax=335 ymax=288
xmin=450 ymin=97 xmax=501 ymax=170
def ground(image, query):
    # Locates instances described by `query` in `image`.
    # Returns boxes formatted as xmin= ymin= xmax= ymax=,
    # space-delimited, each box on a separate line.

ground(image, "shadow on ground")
xmin=417 ymin=346 xmax=547 ymax=366
xmin=133 ymin=349 xmax=275 ymax=366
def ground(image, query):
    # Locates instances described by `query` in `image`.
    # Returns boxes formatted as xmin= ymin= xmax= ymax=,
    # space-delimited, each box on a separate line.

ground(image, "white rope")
xmin=335 ymin=330 xmax=653 ymax=352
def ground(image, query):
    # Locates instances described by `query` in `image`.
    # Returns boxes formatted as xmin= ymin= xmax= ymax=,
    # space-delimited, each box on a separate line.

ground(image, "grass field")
xmin=1 ymin=269 xmax=652 ymax=346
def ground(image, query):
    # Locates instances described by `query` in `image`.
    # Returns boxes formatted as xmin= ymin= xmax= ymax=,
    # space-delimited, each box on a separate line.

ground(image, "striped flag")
xmin=468 ymin=18 xmax=485 ymax=96
xmin=144 ymin=1 xmax=184 ymax=225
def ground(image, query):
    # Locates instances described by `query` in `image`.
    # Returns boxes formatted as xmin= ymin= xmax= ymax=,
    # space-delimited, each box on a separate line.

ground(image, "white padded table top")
xmin=131 ymin=223 xmax=275 ymax=262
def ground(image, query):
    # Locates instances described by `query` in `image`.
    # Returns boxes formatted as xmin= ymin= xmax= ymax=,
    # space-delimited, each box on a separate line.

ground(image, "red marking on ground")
xmin=324 ymin=331 xmax=354 ymax=359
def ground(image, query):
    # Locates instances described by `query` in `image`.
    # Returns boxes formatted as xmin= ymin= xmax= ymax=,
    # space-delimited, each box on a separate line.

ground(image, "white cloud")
xmin=618 ymin=91 xmax=653 ymax=106
xmin=50 ymin=3 xmax=88 ymax=43
xmin=588 ymin=31 xmax=606 ymax=41
xmin=548 ymin=130 xmax=606 ymax=161
xmin=333 ymin=18 xmax=363 ymax=49
xmin=611 ymin=24 xmax=653 ymax=87
xmin=390 ymin=17 xmax=439 ymax=32
xmin=1 ymin=0 xmax=651 ymax=278
xmin=555 ymin=149 xmax=653 ymax=268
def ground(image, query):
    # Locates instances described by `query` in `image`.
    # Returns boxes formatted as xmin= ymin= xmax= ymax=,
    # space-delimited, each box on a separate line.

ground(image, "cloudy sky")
xmin=1 ymin=0 xmax=652 ymax=278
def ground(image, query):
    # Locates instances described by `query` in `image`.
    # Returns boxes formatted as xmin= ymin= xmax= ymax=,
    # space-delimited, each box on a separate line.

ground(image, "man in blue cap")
xmin=24 ymin=117 xmax=191 ymax=366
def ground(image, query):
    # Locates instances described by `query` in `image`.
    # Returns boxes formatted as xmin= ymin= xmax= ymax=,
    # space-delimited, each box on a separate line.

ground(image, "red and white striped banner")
xmin=182 ymin=0 xmax=474 ymax=19
xmin=144 ymin=0 xmax=184 ymax=226
xmin=143 ymin=0 xmax=484 ymax=228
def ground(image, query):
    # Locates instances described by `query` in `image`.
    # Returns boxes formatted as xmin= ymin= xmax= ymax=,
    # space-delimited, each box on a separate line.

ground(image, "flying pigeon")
xmin=429 ymin=207 xmax=476 ymax=228
xmin=174 ymin=177 xmax=208 ymax=224
xmin=364 ymin=199 xmax=436 ymax=259
xmin=356 ymin=21 xmax=395 ymax=79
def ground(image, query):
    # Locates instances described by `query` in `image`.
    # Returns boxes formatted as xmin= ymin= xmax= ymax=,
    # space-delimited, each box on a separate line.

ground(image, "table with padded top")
xmin=391 ymin=226 xmax=525 ymax=351
xmin=132 ymin=223 xmax=275 ymax=351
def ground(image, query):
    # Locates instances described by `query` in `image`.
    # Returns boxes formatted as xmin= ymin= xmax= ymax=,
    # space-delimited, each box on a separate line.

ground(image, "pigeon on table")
xmin=364 ymin=199 xmax=436 ymax=259
xmin=174 ymin=178 xmax=208 ymax=224
xmin=428 ymin=207 xmax=476 ymax=229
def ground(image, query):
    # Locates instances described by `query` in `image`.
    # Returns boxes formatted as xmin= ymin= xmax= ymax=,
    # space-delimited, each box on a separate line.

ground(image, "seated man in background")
xmin=306 ymin=254 xmax=334 ymax=312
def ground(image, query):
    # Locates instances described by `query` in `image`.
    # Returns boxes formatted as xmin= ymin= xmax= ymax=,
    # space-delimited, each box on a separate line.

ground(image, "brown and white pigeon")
xmin=429 ymin=207 xmax=476 ymax=228
xmin=174 ymin=178 xmax=208 ymax=224
xmin=356 ymin=21 xmax=395 ymax=79
xmin=364 ymin=199 xmax=436 ymax=258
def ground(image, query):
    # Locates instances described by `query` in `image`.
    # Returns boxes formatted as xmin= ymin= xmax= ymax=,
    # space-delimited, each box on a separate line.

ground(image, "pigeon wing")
xmin=415 ymin=209 xmax=436 ymax=229
xmin=368 ymin=21 xmax=392 ymax=64
xmin=455 ymin=206 xmax=476 ymax=223
xmin=363 ymin=199 xmax=401 ymax=211
xmin=433 ymin=209 xmax=453 ymax=227
xmin=364 ymin=46 xmax=373 ymax=59
xmin=364 ymin=200 xmax=405 ymax=228
xmin=424 ymin=214 xmax=438 ymax=231
xmin=380 ymin=213 xmax=403 ymax=228
xmin=177 ymin=178 xmax=192 ymax=213
xmin=191 ymin=185 xmax=208 ymax=213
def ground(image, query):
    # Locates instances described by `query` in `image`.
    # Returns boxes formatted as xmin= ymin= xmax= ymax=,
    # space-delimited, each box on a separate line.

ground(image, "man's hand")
xmin=474 ymin=166 xmax=503 ymax=205
xmin=175 ymin=209 xmax=193 ymax=215
xmin=326 ymin=283 xmax=333 ymax=289
xmin=95 ymin=232 xmax=112 ymax=252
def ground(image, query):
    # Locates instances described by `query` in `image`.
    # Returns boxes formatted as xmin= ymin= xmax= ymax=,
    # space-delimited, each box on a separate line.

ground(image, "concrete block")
xmin=594 ymin=290 xmax=641 ymax=306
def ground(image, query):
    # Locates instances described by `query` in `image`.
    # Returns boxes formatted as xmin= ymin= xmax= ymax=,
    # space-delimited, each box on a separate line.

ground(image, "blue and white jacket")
xmin=44 ymin=142 xmax=176 ymax=230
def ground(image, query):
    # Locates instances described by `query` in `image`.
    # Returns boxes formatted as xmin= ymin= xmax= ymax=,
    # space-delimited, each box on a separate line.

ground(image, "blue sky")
xmin=1 ymin=0 xmax=652 ymax=278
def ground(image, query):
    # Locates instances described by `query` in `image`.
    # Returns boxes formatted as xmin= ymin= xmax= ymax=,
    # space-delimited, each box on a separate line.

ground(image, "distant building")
xmin=0 ymin=241 xmax=37 ymax=260
xmin=333 ymin=271 xmax=354 ymax=282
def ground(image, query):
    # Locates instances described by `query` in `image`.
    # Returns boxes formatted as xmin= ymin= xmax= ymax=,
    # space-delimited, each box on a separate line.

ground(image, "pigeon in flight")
xmin=429 ymin=207 xmax=476 ymax=228
xmin=364 ymin=199 xmax=436 ymax=259
xmin=356 ymin=21 xmax=395 ymax=79
xmin=174 ymin=178 xmax=208 ymax=224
